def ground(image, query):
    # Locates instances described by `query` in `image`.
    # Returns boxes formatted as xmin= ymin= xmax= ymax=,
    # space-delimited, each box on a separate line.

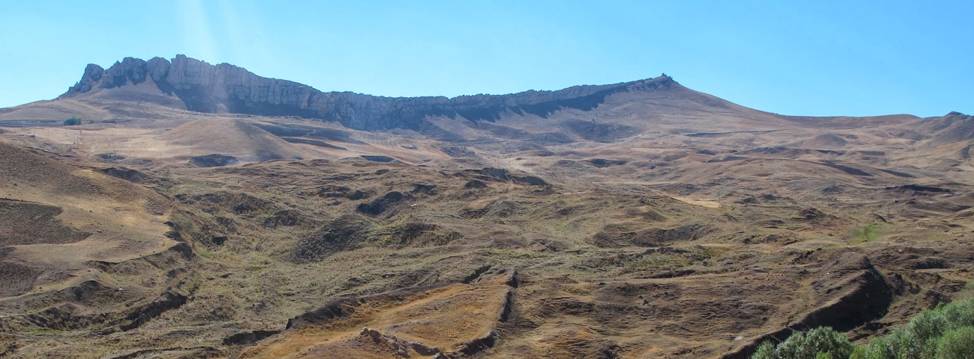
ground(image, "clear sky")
xmin=0 ymin=1 xmax=971 ymax=116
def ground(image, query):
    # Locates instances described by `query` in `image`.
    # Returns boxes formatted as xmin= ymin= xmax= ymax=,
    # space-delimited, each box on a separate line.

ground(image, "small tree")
xmin=63 ymin=117 xmax=82 ymax=126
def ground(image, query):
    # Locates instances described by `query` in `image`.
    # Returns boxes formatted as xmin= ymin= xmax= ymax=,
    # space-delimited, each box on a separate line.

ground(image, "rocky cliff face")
xmin=62 ymin=55 xmax=679 ymax=131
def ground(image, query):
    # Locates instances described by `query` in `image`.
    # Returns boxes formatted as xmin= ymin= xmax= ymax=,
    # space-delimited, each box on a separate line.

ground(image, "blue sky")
xmin=0 ymin=1 xmax=970 ymax=116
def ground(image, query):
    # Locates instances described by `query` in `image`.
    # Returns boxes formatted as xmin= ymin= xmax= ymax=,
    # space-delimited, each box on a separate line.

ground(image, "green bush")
xmin=63 ymin=117 xmax=82 ymax=126
xmin=753 ymin=342 xmax=776 ymax=359
xmin=940 ymin=300 xmax=974 ymax=329
xmin=753 ymin=327 xmax=855 ymax=359
xmin=908 ymin=310 xmax=947 ymax=345
xmin=889 ymin=328 xmax=923 ymax=359
xmin=751 ymin=299 xmax=974 ymax=359
xmin=858 ymin=335 xmax=896 ymax=359
xmin=778 ymin=327 xmax=855 ymax=359
xmin=936 ymin=327 xmax=974 ymax=359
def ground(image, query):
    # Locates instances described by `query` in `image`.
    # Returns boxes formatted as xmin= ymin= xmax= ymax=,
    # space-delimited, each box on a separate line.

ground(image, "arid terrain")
xmin=1 ymin=55 xmax=972 ymax=358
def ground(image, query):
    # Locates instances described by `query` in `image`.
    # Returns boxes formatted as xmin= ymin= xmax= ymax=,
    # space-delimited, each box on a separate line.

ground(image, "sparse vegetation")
xmin=621 ymin=253 xmax=691 ymax=273
xmin=752 ymin=299 xmax=974 ymax=359
xmin=850 ymin=223 xmax=883 ymax=243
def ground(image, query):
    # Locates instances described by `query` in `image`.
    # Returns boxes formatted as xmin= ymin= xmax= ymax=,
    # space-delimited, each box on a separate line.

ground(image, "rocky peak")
xmin=64 ymin=64 xmax=105 ymax=95
xmin=104 ymin=57 xmax=150 ymax=87
xmin=946 ymin=111 xmax=970 ymax=119
xmin=63 ymin=57 xmax=160 ymax=96
xmin=146 ymin=57 xmax=171 ymax=83
xmin=626 ymin=73 xmax=678 ymax=91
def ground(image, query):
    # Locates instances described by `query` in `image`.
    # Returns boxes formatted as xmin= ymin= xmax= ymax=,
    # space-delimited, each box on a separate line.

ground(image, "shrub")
xmin=63 ymin=117 xmax=82 ymax=126
xmin=752 ymin=341 xmax=776 ymax=359
xmin=940 ymin=299 xmax=974 ymax=329
xmin=936 ymin=327 xmax=974 ymax=359
xmin=888 ymin=328 xmax=923 ymax=359
xmin=859 ymin=335 xmax=896 ymax=359
xmin=750 ymin=299 xmax=974 ymax=359
xmin=907 ymin=310 xmax=947 ymax=345
xmin=762 ymin=327 xmax=855 ymax=359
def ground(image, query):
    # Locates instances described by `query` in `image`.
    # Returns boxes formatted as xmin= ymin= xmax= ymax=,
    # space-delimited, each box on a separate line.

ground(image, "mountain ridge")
xmin=59 ymin=55 xmax=682 ymax=131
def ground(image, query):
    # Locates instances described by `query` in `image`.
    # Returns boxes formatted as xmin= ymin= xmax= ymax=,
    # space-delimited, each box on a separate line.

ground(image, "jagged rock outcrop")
xmin=61 ymin=55 xmax=680 ymax=131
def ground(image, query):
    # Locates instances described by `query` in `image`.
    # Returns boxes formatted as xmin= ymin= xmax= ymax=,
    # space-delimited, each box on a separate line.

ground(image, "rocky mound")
xmin=801 ymin=133 xmax=849 ymax=148
xmin=96 ymin=166 xmax=148 ymax=182
xmin=190 ymin=154 xmax=239 ymax=167
xmin=0 ymin=199 xmax=90 ymax=246
xmin=360 ymin=155 xmax=396 ymax=163
xmin=587 ymin=158 xmax=628 ymax=167
xmin=0 ymin=261 xmax=40 ymax=297
xmin=373 ymin=222 xmax=463 ymax=247
xmin=592 ymin=223 xmax=711 ymax=247
xmin=460 ymin=167 xmax=548 ymax=186
xmin=162 ymin=119 xmax=302 ymax=162
xmin=291 ymin=215 xmax=373 ymax=262
xmin=0 ymin=142 xmax=94 ymax=194
xmin=356 ymin=191 xmax=409 ymax=216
